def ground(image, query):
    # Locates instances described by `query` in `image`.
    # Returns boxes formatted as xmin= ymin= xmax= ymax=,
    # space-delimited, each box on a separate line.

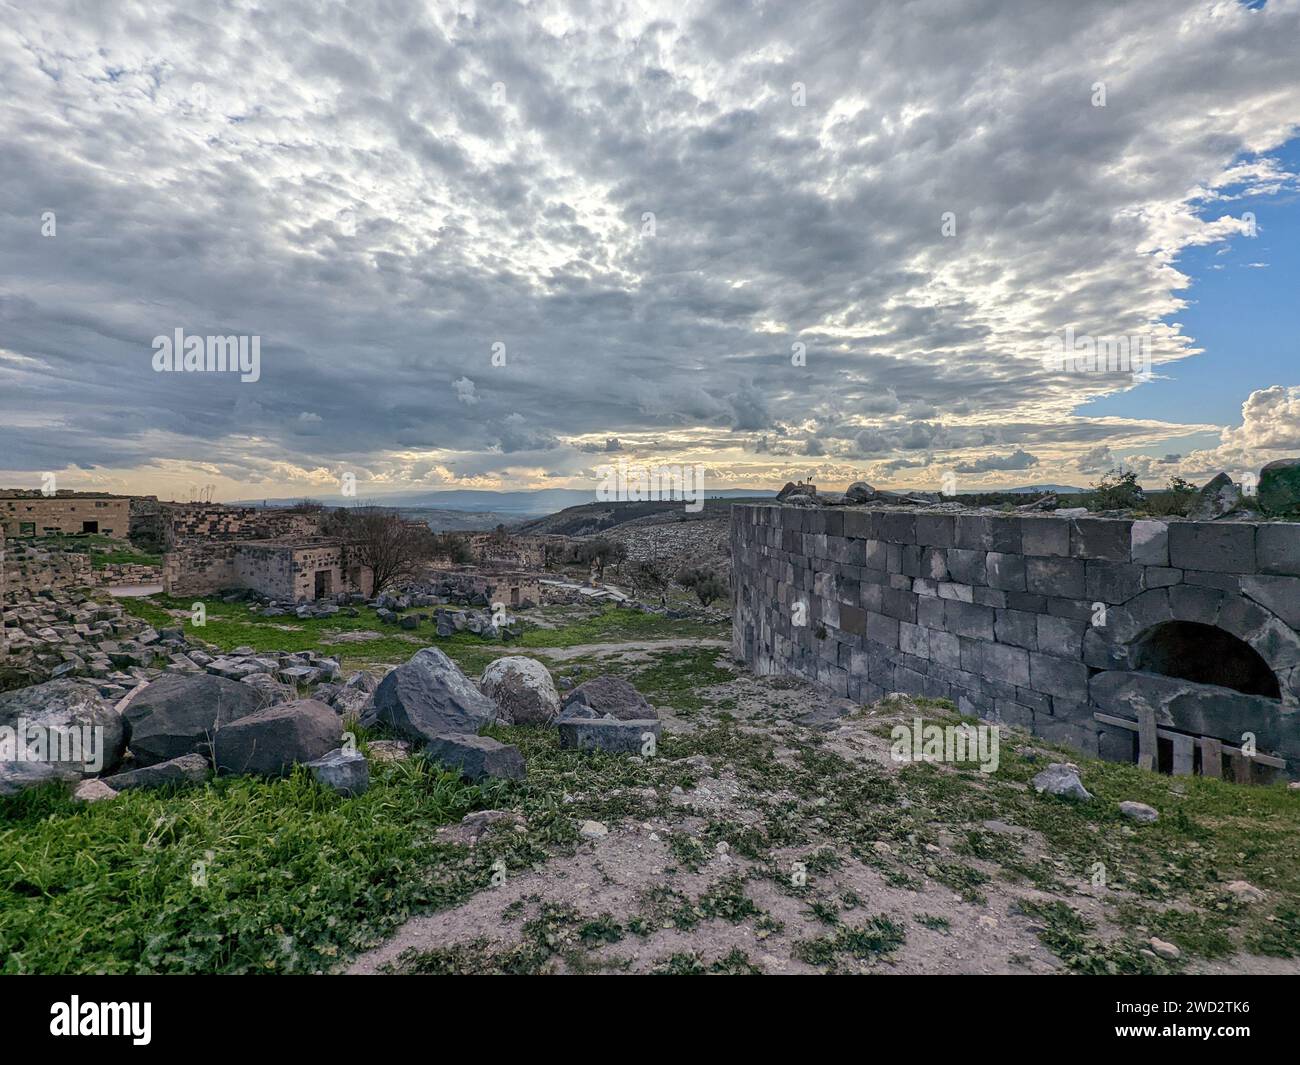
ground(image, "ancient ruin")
xmin=732 ymin=504 xmax=1300 ymax=781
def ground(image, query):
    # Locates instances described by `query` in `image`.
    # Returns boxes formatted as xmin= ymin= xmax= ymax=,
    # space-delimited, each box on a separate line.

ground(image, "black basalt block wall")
xmin=731 ymin=504 xmax=1300 ymax=776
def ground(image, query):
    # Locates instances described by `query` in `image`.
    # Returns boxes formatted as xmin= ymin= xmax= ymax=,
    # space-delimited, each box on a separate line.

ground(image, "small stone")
xmin=1224 ymin=880 xmax=1266 ymax=903
xmin=579 ymin=820 xmax=608 ymax=840
xmin=1149 ymin=937 xmax=1181 ymax=961
xmin=1119 ymin=800 xmax=1159 ymax=824
xmin=304 ymin=747 xmax=369 ymax=797
xmin=73 ymin=779 xmax=118 ymax=803
xmin=1031 ymin=763 xmax=1093 ymax=802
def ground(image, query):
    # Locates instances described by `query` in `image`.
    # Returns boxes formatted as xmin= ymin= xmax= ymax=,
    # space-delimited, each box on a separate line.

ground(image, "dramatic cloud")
xmin=0 ymin=0 xmax=1297 ymax=499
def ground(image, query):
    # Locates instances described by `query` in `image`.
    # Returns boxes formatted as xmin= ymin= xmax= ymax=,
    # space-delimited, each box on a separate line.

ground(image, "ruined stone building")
xmin=732 ymin=505 xmax=1300 ymax=782
xmin=0 ymin=491 xmax=133 ymax=538
xmin=161 ymin=503 xmax=372 ymax=601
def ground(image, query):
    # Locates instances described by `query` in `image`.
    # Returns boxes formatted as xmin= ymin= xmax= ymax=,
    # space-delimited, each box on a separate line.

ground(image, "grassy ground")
xmin=14 ymin=533 xmax=162 ymax=569
xmin=118 ymin=595 xmax=728 ymax=674
xmin=3 ymin=598 xmax=1296 ymax=975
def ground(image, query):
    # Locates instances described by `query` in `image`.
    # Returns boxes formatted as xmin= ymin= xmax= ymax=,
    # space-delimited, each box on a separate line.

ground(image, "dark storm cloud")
xmin=0 ymin=0 xmax=1297 ymax=491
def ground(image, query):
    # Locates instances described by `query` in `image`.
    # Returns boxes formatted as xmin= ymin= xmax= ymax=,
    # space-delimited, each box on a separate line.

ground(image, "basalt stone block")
xmin=212 ymin=699 xmax=341 ymax=778
xmin=879 ymin=512 xmax=916 ymax=544
xmin=1026 ymin=557 xmax=1086 ymax=599
xmin=899 ymin=621 xmax=929 ymax=658
xmin=839 ymin=604 xmax=866 ymax=636
xmin=425 ymin=733 xmax=526 ymax=782
xmin=917 ymin=596 xmax=945 ymax=629
xmin=945 ymin=600 xmax=995 ymax=640
xmin=866 ymin=611 xmax=899 ymax=648
xmin=1070 ymin=519 xmax=1132 ymax=562
xmin=1020 ymin=517 xmax=1070 ymax=557
xmin=980 ymin=642 xmax=1030 ymax=687
xmin=1028 ymin=652 xmax=1090 ymax=702
xmin=946 ymin=549 xmax=987 ymax=586
xmin=1168 ymin=522 xmax=1255 ymax=574
xmin=1257 ymin=524 xmax=1300 ymax=577
xmin=986 ymin=552 xmax=1027 ymax=592
xmin=1036 ymin=614 xmax=1086 ymax=658
xmin=929 ymin=630 xmax=961 ymax=668
xmin=842 ymin=511 xmax=871 ymax=539
xmin=915 ymin=513 xmax=956 ymax=548
xmin=1241 ymin=574 xmax=1300 ymax=629
xmin=994 ymin=609 xmax=1037 ymax=650
xmin=881 ymin=586 xmax=917 ymax=623
xmin=1086 ymin=561 xmax=1147 ymax=604
xmin=1130 ymin=520 xmax=1169 ymax=566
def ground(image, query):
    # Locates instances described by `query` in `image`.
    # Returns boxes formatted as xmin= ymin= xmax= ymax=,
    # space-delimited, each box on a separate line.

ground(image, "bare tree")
xmin=326 ymin=503 xmax=431 ymax=594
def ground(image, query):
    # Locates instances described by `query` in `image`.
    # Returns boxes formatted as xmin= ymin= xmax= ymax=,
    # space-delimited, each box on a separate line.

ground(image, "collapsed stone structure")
xmin=160 ymin=503 xmax=373 ymax=601
xmin=732 ymin=504 xmax=1300 ymax=781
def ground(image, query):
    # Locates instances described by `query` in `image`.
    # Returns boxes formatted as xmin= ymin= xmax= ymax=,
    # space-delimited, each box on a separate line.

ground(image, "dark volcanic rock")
xmin=561 ymin=675 xmax=657 ymax=721
xmin=424 ymin=734 xmax=526 ymax=782
xmin=212 ymin=698 xmax=341 ymax=777
xmin=103 ymin=753 xmax=209 ymax=791
xmin=122 ymin=673 xmax=263 ymax=767
xmin=366 ymin=647 xmax=498 ymax=742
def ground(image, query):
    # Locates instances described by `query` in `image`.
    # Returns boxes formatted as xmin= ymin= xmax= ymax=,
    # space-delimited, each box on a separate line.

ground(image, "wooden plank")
xmin=1232 ymin=753 xmax=1253 ymax=785
xmin=1172 ymin=733 xmax=1195 ymax=777
xmin=1091 ymin=714 xmax=1286 ymax=768
xmin=1137 ymin=708 xmax=1157 ymax=771
xmin=1202 ymin=737 xmax=1223 ymax=779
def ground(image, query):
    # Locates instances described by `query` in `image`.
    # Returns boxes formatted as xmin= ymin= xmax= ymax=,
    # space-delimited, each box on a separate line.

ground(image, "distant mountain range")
xmin=232 ymin=487 xmax=778 ymax=516
xmin=998 ymin=484 xmax=1087 ymax=495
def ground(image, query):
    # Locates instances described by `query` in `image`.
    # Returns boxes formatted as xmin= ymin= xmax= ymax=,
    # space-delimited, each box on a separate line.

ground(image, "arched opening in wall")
xmin=1132 ymin=621 xmax=1280 ymax=700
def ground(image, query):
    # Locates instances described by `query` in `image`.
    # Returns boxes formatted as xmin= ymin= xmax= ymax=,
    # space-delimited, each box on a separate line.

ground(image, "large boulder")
xmin=479 ymin=657 xmax=561 ymax=725
xmin=1259 ymin=458 xmax=1300 ymax=516
xmin=366 ymin=648 xmax=497 ymax=742
xmin=561 ymin=675 xmax=657 ymax=721
xmin=1189 ymin=472 xmax=1240 ymax=520
xmin=122 ymin=674 xmax=263 ymax=767
xmin=211 ymin=698 xmax=341 ymax=777
xmin=0 ymin=678 xmax=126 ymax=783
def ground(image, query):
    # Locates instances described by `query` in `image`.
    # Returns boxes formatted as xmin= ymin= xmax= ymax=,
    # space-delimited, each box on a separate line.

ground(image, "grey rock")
xmin=1189 ymin=472 xmax=1240 ymax=520
xmin=103 ymin=753 xmax=209 ymax=791
xmin=365 ymin=647 xmax=498 ymax=742
xmin=212 ymin=698 xmax=341 ymax=777
xmin=122 ymin=673 xmax=262 ymax=767
xmin=424 ymin=733 xmax=526 ymax=782
xmin=1031 ymin=763 xmax=1093 ymax=801
xmin=1119 ymin=800 xmax=1158 ymax=823
xmin=479 ymin=656 xmax=561 ymax=725
xmin=0 ymin=678 xmax=126 ymax=778
xmin=304 ymin=746 xmax=369 ymax=796
xmin=1259 ymin=458 xmax=1300 ymax=516
xmin=561 ymin=675 xmax=657 ymax=721
xmin=556 ymin=717 xmax=661 ymax=755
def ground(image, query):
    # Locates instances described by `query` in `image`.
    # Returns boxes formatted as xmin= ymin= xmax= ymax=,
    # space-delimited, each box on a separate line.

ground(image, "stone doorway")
xmin=313 ymin=569 xmax=333 ymax=600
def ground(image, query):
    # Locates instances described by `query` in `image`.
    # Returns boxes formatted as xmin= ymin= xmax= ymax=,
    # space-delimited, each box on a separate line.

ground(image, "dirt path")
xmin=534 ymin=637 xmax=729 ymax=663
xmin=345 ymin=658 xmax=1298 ymax=976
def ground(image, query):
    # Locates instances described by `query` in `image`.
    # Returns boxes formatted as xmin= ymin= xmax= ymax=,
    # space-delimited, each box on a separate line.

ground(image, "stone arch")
xmin=1087 ymin=585 xmax=1300 ymax=707
xmin=1130 ymin=620 xmax=1280 ymax=699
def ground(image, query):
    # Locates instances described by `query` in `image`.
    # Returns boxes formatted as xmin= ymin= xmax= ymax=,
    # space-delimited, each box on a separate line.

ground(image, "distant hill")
xmin=233 ymin=487 xmax=775 ymax=517
xmin=999 ymin=484 xmax=1087 ymax=495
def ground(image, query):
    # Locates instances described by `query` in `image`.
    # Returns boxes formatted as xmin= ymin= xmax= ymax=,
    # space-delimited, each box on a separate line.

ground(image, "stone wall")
xmin=0 ymin=493 xmax=132 ymax=538
xmin=731 ymin=504 xmax=1300 ymax=778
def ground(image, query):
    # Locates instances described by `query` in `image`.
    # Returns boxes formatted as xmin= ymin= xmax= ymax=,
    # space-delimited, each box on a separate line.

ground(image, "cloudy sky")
xmin=1 ymin=0 xmax=1298 ymax=502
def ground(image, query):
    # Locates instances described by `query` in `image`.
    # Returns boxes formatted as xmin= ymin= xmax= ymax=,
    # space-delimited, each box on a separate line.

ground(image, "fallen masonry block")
xmin=103 ymin=753 xmax=210 ymax=791
xmin=556 ymin=717 xmax=661 ymax=755
xmin=424 ymin=733 xmax=526 ymax=783
xmin=304 ymin=747 xmax=369 ymax=796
